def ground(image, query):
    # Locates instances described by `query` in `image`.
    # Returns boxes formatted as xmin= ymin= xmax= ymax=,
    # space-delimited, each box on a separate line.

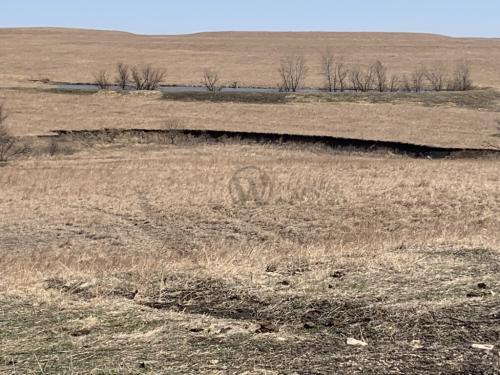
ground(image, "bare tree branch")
xmin=336 ymin=60 xmax=349 ymax=92
xmin=400 ymin=74 xmax=412 ymax=92
xmin=279 ymin=54 xmax=308 ymax=92
xmin=201 ymin=69 xmax=222 ymax=92
xmin=449 ymin=60 xmax=473 ymax=91
xmin=93 ymin=70 xmax=110 ymax=90
xmin=372 ymin=61 xmax=388 ymax=92
xmin=350 ymin=65 xmax=374 ymax=92
xmin=389 ymin=73 xmax=400 ymax=92
xmin=349 ymin=66 xmax=362 ymax=92
xmin=411 ymin=65 xmax=426 ymax=92
xmin=131 ymin=65 xmax=165 ymax=90
xmin=321 ymin=49 xmax=335 ymax=92
xmin=424 ymin=63 xmax=448 ymax=91
xmin=116 ymin=62 xmax=130 ymax=90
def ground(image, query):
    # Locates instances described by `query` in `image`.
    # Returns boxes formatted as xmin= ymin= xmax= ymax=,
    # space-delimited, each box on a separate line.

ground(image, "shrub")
xmin=388 ymin=73 xmax=400 ymax=92
xmin=335 ymin=60 xmax=350 ymax=92
xmin=278 ymin=54 xmax=308 ymax=92
xmin=93 ymin=70 xmax=110 ymax=89
xmin=424 ymin=64 xmax=448 ymax=91
xmin=350 ymin=65 xmax=374 ymax=92
xmin=371 ymin=61 xmax=388 ymax=92
xmin=116 ymin=62 xmax=130 ymax=90
xmin=321 ymin=49 xmax=335 ymax=92
xmin=201 ymin=69 xmax=222 ymax=92
xmin=0 ymin=104 xmax=30 ymax=163
xmin=131 ymin=65 xmax=165 ymax=90
xmin=411 ymin=65 xmax=426 ymax=92
xmin=449 ymin=61 xmax=473 ymax=91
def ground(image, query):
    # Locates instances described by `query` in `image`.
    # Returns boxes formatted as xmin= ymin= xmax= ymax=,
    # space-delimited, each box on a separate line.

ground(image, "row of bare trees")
xmin=95 ymin=63 xmax=224 ymax=92
xmin=94 ymin=55 xmax=473 ymax=94
xmin=94 ymin=63 xmax=166 ymax=91
xmin=279 ymin=51 xmax=473 ymax=93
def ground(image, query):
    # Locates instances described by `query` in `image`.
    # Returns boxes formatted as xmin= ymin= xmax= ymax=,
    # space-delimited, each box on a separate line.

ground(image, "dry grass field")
xmin=1 ymin=88 xmax=500 ymax=148
xmin=0 ymin=28 xmax=499 ymax=374
xmin=1 ymin=139 xmax=499 ymax=373
xmin=0 ymin=134 xmax=500 ymax=374
xmin=0 ymin=28 xmax=500 ymax=88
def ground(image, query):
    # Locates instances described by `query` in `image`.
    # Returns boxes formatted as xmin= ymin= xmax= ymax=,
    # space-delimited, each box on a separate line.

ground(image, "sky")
xmin=1 ymin=0 xmax=499 ymax=37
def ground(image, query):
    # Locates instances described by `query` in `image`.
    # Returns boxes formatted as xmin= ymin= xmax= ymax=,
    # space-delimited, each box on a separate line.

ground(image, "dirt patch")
xmin=141 ymin=274 xmax=379 ymax=331
xmin=143 ymin=275 xmax=500 ymax=374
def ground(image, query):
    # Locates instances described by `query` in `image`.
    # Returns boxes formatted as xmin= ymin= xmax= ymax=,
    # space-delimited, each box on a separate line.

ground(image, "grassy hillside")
xmin=1 ymin=28 xmax=500 ymax=88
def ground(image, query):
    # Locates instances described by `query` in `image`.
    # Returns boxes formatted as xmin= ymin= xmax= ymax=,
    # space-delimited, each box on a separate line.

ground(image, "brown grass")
xmin=1 ymin=143 xmax=499 ymax=285
xmin=0 ymin=28 xmax=499 ymax=370
xmin=1 ymin=88 xmax=500 ymax=148
xmin=1 ymin=28 xmax=500 ymax=88
xmin=0 ymin=141 xmax=499 ymax=373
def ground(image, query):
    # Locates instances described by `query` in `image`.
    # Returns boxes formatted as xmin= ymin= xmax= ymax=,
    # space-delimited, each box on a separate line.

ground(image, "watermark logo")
xmin=229 ymin=166 xmax=273 ymax=205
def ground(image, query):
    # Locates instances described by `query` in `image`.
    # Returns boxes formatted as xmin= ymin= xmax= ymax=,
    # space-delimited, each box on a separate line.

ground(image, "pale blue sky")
xmin=1 ymin=0 xmax=499 ymax=37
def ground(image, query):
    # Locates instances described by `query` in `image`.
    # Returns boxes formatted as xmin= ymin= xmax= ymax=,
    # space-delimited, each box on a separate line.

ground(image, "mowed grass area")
xmin=1 ymin=28 xmax=500 ymax=88
xmin=1 ymin=140 xmax=499 ymax=374
xmin=1 ymin=88 xmax=500 ymax=148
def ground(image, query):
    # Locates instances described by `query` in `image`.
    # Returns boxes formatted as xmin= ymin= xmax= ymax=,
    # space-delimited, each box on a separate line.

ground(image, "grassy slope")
xmin=1 ymin=28 xmax=499 ymax=373
xmin=1 ymin=88 xmax=500 ymax=148
xmin=1 ymin=28 xmax=500 ymax=88
xmin=1 ymin=143 xmax=499 ymax=373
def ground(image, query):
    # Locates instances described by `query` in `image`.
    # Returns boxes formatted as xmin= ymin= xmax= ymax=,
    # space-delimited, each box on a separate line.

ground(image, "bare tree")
xmin=424 ymin=64 xmax=448 ymax=91
xmin=371 ymin=61 xmax=388 ymax=92
xmin=350 ymin=66 xmax=362 ymax=91
xmin=449 ymin=61 xmax=473 ymax=91
xmin=388 ymin=73 xmax=400 ymax=92
xmin=350 ymin=65 xmax=374 ymax=92
xmin=131 ymin=65 xmax=165 ymax=90
xmin=278 ymin=54 xmax=308 ymax=92
xmin=201 ymin=69 xmax=222 ymax=92
xmin=400 ymin=74 xmax=412 ymax=92
xmin=0 ymin=104 xmax=30 ymax=162
xmin=321 ymin=49 xmax=335 ymax=92
xmin=116 ymin=62 xmax=130 ymax=90
xmin=93 ymin=70 xmax=110 ymax=89
xmin=336 ymin=60 xmax=349 ymax=92
xmin=411 ymin=65 xmax=426 ymax=92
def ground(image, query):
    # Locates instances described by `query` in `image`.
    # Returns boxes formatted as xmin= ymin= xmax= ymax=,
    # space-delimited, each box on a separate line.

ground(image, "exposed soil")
xmin=49 ymin=128 xmax=500 ymax=159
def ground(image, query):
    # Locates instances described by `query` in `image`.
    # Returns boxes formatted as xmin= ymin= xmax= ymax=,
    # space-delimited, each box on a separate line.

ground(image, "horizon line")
xmin=2 ymin=26 xmax=500 ymax=40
